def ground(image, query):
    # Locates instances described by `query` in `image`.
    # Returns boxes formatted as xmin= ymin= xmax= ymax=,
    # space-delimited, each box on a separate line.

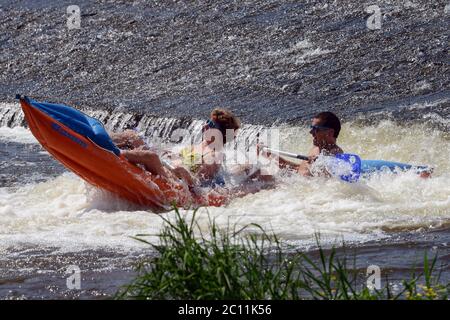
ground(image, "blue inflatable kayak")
xmin=361 ymin=159 xmax=431 ymax=175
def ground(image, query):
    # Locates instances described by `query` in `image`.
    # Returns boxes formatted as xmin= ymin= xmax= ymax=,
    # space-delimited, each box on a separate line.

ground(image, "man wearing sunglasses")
xmin=268 ymin=111 xmax=343 ymax=176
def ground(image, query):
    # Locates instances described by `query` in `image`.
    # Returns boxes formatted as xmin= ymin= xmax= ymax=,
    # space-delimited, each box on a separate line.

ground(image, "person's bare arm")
xmin=297 ymin=161 xmax=312 ymax=176
xmin=257 ymin=144 xmax=300 ymax=170
xmin=194 ymin=149 xmax=223 ymax=181
xmin=196 ymin=163 xmax=221 ymax=182
xmin=172 ymin=166 xmax=197 ymax=186
xmin=296 ymin=147 xmax=320 ymax=177
xmin=277 ymin=156 xmax=301 ymax=170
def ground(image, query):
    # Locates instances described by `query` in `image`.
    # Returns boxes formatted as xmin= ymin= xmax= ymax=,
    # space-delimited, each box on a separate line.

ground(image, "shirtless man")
xmin=266 ymin=112 xmax=343 ymax=176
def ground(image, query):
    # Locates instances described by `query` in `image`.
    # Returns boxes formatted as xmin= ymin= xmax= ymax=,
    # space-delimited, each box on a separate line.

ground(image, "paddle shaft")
xmin=263 ymin=147 xmax=309 ymax=161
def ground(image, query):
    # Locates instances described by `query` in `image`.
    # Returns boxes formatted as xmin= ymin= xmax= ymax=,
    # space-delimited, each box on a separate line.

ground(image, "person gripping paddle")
xmin=261 ymin=112 xmax=344 ymax=177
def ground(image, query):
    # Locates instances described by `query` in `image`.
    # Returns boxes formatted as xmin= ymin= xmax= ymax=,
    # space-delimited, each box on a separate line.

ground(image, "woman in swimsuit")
xmin=110 ymin=109 xmax=241 ymax=192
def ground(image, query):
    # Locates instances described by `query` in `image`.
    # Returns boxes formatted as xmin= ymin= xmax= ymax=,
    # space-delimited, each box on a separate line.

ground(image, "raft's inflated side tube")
xmin=361 ymin=159 xmax=431 ymax=175
xmin=18 ymin=96 xmax=224 ymax=211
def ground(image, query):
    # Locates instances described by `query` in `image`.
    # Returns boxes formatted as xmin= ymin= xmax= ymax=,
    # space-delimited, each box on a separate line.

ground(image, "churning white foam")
xmin=0 ymin=120 xmax=448 ymax=252
xmin=0 ymin=126 xmax=38 ymax=144
xmin=0 ymin=173 xmax=166 ymax=252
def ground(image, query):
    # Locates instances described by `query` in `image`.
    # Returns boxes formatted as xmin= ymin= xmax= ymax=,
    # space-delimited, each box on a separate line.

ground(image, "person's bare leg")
xmin=121 ymin=149 xmax=168 ymax=177
xmin=121 ymin=149 xmax=198 ymax=189
xmin=110 ymin=130 xmax=146 ymax=149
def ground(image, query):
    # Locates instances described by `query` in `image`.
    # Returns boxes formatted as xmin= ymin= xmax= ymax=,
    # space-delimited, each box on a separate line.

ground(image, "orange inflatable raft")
xmin=18 ymin=95 xmax=225 ymax=212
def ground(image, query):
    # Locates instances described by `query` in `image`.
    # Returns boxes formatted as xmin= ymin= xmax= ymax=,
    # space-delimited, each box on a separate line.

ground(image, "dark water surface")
xmin=0 ymin=0 xmax=448 ymax=124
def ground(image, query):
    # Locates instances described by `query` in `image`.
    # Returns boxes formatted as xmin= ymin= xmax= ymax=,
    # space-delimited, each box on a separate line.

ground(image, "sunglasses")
xmin=309 ymin=125 xmax=331 ymax=134
xmin=202 ymin=119 xmax=223 ymax=132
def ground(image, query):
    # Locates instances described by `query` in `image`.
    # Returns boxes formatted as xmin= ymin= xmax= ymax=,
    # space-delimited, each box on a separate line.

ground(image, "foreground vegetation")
xmin=117 ymin=208 xmax=449 ymax=300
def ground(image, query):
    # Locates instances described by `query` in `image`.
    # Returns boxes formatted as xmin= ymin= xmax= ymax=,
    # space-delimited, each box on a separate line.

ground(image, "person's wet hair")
xmin=209 ymin=108 xmax=241 ymax=144
xmin=314 ymin=112 xmax=341 ymax=138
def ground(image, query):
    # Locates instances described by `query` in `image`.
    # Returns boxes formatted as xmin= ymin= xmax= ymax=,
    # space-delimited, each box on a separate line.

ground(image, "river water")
xmin=0 ymin=107 xmax=448 ymax=298
xmin=0 ymin=0 xmax=449 ymax=298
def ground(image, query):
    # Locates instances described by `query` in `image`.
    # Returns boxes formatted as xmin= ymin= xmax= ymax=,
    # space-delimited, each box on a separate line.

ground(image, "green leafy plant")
xmin=116 ymin=207 xmax=449 ymax=300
